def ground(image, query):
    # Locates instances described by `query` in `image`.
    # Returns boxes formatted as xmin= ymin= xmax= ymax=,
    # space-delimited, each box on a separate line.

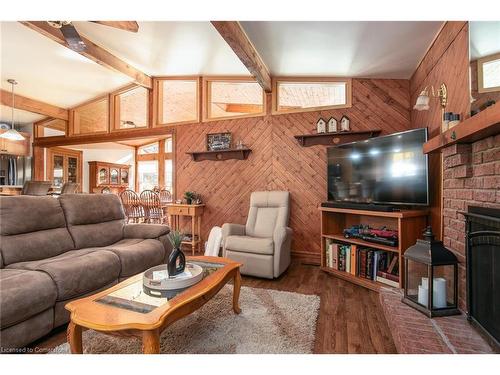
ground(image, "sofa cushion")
xmin=225 ymin=235 xmax=274 ymax=255
xmin=7 ymin=249 xmax=121 ymax=301
xmin=0 ymin=269 xmax=57 ymax=329
xmin=0 ymin=196 xmax=74 ymax=266
xmin=0 ymin=309 xmax=54 ymax=350
xmin=102 ymin=238 xmax=165 ymax=277
xmin=59 ymin=194 xmax=125 ymax=249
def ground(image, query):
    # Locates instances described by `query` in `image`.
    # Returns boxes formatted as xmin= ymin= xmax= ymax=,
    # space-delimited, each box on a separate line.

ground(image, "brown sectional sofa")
xmin=0 ymin=194 xmax=171 ymax=350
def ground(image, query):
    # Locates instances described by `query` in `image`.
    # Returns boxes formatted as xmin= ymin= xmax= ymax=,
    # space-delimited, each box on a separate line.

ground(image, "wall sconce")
xmin=413 ymin=83 xmax=448 ymax=111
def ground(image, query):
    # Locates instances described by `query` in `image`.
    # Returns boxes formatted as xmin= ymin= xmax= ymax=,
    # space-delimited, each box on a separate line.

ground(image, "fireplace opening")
xmin=463 ymin=206 xmax=500 ymax=350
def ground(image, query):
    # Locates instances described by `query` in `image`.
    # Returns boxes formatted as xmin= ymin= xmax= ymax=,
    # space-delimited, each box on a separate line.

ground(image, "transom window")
xmin=112 ymin=86 xmax=149 ymax=130
xmin=273 ymin=78 xmax=352 ymax=114
xmin=138 ymin=142 xmax=159 ymax=155
xmin=204 ymin=78 xmax=265 ymax=121
xmin=157 ymin=78 xmax=199 ymax=125
xmin=478 ymin=53 xmax=500 ymax=93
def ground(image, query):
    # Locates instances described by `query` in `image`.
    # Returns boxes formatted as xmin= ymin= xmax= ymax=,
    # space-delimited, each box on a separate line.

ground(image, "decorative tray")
xmin=142 ymin=263 xmax=203 ymax=298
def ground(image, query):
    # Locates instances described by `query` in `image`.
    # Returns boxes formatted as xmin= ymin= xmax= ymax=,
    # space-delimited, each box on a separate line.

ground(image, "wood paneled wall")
xmin=176 ymin=78 xmax=411 ymax=262
xmin=409 ymin=21 xmax=471 ymax=240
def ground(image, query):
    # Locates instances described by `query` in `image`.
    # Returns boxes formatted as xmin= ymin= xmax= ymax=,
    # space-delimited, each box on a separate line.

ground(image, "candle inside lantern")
xmin=433 ymin=277 xmax=447 ymax=308
xmin=418 ymin=285 xmax=428 ymax=306
xmin=421 ymin=277 xmax=428 ymax=289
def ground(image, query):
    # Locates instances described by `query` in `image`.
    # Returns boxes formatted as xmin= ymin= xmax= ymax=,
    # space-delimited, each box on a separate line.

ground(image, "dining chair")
xmin=158 ymin=189 xmax=172 ymax=205
xmin=61 ymin=182 xmax=79 ymax=194
xmin=21 ymin=181 xmax=52 ymax=196
xmin=120 ymin=190 xmax=145 ymax=223
xmin=140 ymin=190 xmax=167 ymax=224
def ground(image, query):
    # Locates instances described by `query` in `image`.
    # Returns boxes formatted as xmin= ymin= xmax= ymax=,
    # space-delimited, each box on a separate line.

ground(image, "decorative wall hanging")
xmin=207 ymin=132 xmax=232 ymax=151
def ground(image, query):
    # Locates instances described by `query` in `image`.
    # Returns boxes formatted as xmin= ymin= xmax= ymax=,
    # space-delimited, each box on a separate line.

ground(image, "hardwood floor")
xmin=29 ymin=261 xmax=396 ymax=354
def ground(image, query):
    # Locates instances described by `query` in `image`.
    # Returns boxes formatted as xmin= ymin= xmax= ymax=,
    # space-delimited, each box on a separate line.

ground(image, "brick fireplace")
xmin=442 ymin=134 xmax=500 ymax=310
xmin=380 ymin=134 xmax=499 ymax=354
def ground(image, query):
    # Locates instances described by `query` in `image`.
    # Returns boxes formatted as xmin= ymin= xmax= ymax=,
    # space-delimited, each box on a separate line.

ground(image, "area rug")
xmin=52 ymin=285 xmax=320 ymax=354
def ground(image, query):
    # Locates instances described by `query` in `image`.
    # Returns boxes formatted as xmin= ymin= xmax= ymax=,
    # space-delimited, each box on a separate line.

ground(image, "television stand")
xmin=321 ymin=201 xmax=397 ymax=212
xmin=320 ymin=206 xmax=429 ymax=291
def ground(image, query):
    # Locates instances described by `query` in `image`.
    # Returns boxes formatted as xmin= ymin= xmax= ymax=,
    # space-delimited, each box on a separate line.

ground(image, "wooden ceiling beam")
xmin=1 ymin=89 xmax=69 ymax=120
xmin=20 ymin=21 xmax=152 ymax=89
xmin=90 ymin=21 xmax=139 ymax=33
xmin=211 ymin=21 xmax=272 ymax=93
xmin=33 ymin=125 xmax=174 ymax=148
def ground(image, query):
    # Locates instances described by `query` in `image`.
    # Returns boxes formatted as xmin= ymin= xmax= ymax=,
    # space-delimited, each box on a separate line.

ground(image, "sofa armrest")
xmin=221 ymin=223 xmax=246 ymax=239
xmin=123 ymin=224 xmax=170 ymax=239
xmin=273 ymin=226 xmax=293 ymax=277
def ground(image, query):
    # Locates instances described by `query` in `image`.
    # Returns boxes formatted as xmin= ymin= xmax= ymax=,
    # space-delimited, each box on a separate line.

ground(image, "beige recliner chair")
xmin=222 ymin=191 xmax=292 ymax=279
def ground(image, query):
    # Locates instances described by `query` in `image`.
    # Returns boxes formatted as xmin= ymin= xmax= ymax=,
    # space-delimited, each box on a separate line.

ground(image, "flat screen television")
xmin=327 ymin=128 xmax=429 ymax=206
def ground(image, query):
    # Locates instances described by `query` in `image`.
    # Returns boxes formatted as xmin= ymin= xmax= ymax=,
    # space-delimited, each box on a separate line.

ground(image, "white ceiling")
xmin=1 ymin=21 xmax=448 ymax=125
xmin=0 ymin=104 xmax=44 ymax=125
xmin=240 ymin=21 xmax=443 ymax=78
xmin=72 ymin=21 xmax=249 ymax=76
xmin=0 ymin=22 xmax=131 ymax=108
xmin=470 ymin=21 xmax=500 ymax=60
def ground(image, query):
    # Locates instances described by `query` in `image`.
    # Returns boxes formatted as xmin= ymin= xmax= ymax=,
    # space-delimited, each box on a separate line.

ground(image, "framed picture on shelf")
xmin=206 ymin=132 xmax=232 ymax=151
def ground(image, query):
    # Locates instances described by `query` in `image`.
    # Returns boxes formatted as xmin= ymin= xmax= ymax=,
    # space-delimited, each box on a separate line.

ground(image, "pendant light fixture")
xmin=0 ymin=79 xmax=25 ymax=141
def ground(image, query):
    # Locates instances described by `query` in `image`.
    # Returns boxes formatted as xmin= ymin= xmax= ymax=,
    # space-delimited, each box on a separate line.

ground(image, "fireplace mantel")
xmin=423 ymin=103 xmax=500 ymax=154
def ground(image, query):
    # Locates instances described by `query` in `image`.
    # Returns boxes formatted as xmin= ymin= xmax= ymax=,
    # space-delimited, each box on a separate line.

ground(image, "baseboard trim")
xmin=291 ymin=250 xmax=321 ymax=265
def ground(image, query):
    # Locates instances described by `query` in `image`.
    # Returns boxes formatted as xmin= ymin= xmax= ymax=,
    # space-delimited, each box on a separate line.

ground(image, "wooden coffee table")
xmin=65 ymin=256 xmax=242 ymax=354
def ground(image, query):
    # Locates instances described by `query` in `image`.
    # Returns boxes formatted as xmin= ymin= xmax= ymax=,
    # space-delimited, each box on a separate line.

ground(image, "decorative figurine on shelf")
xmin=184 ymin=191 xmax=197 ymax=204
xmin=327 ymin=117 xmax=338 ymax=133
xmin=236 ymin=139 xmax=246 ymax=150
xmin=316 ymin=118 xmax=326 ymax=133
xmin=167 ymin=231 xmax=186 ymax=278
xmin=340 ymin=115 xmax=350 ymax=131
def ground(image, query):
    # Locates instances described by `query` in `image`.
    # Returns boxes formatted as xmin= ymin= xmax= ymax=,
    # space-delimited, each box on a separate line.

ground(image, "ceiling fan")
xmin=47 ymin=21 xmax=139 ymax=52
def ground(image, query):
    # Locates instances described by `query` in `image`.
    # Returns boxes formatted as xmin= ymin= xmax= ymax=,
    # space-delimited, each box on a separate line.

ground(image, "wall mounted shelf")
xmin=186 ymin=148 xmax=252 ymax=162
xmin=423 ymin=103 xmax=500 ymax=154
xmin=294 ymin=129 xmax=382 ymax=147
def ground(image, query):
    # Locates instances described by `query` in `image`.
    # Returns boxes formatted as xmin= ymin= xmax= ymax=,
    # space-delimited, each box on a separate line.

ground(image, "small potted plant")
xmin=184 ymin=191 xmax=197 ymax=205
xmin=167 ymin=230 xmax=186 ymax=277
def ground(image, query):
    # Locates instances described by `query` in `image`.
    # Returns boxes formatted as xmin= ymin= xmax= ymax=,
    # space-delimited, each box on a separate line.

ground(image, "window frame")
xmin=271 ymin=77 xmax=352 ymax=115
xmin=477 ymin=52 xmax=500 ymax=93
xmin=33 ymin=117 xmax=67 ymax=139
xmin=202 ymin=76 xmax=267 ymax=122
xmin=110 ymin=84 xmax=151 ymax=132
xmin=134 ymin=134 xmax=175 ymax=197
xmin=69 ymin=95 xmax=110 ymax=137
xmin=153 ymin=76 xmax=201 ymax=127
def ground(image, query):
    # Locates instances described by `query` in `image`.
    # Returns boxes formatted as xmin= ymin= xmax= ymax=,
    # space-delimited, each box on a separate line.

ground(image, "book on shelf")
xmin=331 ymin=243 xmax=339 ymax=270
xmin=324 ymin=239 xmax=400 ymax=287
xmin=338 ymin=245 xmax=346 ymax=271
xmin=345 ymin=246 xmax=351 ymax=273
xmin=350 ymin=245 xmax=357 ymax=276
xmin=358 ymin=249 xmax=368 ymax=278
xmin=325 ymin=240 xmax=331 ymax=267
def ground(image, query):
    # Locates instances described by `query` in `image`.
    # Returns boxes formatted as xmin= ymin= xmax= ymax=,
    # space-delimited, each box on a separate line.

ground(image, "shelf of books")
xmin=319 ymin=206 xmax=428 ymax=291
xmin=323 ymin=240 xmax=399 ymax=291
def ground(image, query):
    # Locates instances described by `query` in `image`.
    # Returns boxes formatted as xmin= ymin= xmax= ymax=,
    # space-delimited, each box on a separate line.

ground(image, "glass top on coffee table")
xmin=95 ymin=260 xmax=225 ymax=314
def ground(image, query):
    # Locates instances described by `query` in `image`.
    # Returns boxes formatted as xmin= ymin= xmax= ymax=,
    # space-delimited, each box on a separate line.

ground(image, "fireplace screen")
xmin=464 ymin=207 xmax=500 ymax=347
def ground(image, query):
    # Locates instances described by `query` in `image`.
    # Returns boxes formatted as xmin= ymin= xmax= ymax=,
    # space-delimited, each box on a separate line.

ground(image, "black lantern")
xmin=402 ymin=227 xmax=460 ymax=317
